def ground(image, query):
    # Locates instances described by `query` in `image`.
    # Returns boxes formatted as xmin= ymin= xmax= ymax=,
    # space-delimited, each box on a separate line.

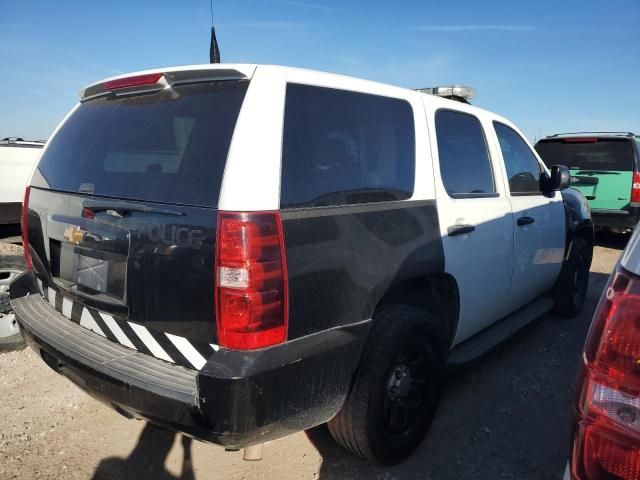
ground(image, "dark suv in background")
xmin=535 ymin=132 xmax=640 ymax=233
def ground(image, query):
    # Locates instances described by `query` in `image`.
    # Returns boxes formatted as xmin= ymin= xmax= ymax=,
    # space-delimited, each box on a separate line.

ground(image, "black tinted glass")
xmin=435 ymin=110 xmax=495 ymax=196
xmin=37 ymin=81 xmax=248 ymax=207
xmin=494 ymin=122 xmax=542 ymax=194
xmin=281 ymin=84 xmax=415 ymax=208
xmin=535 ymin=138 xmax=635 ymax=172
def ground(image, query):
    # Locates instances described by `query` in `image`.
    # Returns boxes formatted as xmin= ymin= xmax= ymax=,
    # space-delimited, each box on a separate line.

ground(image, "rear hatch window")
xmin=26 ymin=80 xmax=248 ymax=367
xmin=37 ymin=80 xmax=248 ymax=207
xmin=535 ymin=138 xmax=635 ymax=172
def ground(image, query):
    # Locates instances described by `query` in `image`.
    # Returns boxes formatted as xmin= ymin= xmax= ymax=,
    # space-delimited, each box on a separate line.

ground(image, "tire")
xmin=553 ymin=238 xmax=590 ymax=318
xmin=327 ymin=305 xmax=446 ymax=465
xmin=0 ymin=256 xmax=27 ymax=352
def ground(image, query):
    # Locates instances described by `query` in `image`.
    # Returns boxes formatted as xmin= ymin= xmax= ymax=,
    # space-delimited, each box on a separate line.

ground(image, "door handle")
xmin=517 ymin=216 xmax=535 ymax=226
xmin=447 ymin=224 xmax=475 ymax=237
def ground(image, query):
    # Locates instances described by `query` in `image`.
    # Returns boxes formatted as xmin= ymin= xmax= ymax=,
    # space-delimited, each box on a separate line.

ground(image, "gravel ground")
xmin=0 ymin=235 xmax=627 ymax=480
xmin=0 ymin=241 xmax=25 ymax=262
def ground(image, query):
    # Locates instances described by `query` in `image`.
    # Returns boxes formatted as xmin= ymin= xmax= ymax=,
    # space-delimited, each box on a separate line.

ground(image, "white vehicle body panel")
xmin=219 ymin=65 xmax=435 ymax=210
xmin=0 ymin=145 xmax=43 ymax=204
xmin=422 ymin=97 xmax=516 ymax=344
xmin=488 ymin=117 xmax=566 ymax=311
xmin=621 ymin=223 xmax=640 ymax=275
xmin=219 ymin=66 xmax=286 ymax=211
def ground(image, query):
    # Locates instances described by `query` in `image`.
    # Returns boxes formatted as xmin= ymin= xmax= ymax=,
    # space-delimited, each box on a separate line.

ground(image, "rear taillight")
xmin=21 ymin=187 xmax=32 ymax=271
xmin=631 ymin=172 xmax=640 ymax=204
xmin=103 ymin=73 xmax=163 ymax=91
xmin=215 ymin=211 xmax=288 ymax=350
xmin=572 ymin=264 xmax=640 ymax=479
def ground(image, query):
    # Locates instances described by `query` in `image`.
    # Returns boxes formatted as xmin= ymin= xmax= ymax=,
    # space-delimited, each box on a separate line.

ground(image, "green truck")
xmin=535 ymin=132 xmax=640 ymax=233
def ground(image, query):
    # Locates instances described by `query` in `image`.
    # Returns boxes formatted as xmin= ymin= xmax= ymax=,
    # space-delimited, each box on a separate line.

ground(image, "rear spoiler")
xmin=79 ymin=64 xmax=257 ymax=101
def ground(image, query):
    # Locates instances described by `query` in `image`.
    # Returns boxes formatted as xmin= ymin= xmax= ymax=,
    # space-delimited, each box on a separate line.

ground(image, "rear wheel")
xmin=553 ymin=238 xmax=590 ymax=318
xmin=327 ymin=305 xmax=446 ymax=464
xmin=0 ymin=257 xmax=27 ymax=352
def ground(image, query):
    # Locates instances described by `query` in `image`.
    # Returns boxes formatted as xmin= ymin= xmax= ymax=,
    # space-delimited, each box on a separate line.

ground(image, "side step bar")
xmin=447 ymin=296 xmax=554 ymax=367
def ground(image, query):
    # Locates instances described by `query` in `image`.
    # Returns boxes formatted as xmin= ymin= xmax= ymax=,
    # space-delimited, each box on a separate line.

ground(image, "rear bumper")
xmin=591 ymin=205 xmax=640 ymax=230
xmin=11 ymin=272 xmax=370 ymax=448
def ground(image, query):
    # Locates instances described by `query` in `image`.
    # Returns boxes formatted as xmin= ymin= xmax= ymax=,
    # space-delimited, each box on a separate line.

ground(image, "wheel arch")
xmin=574 ymin=222 xmax=595 ymax=265
xmin=561 ymin=188 xmax=594 ymax=265
xmin=375 ymin=273 xmax=460 ymax=349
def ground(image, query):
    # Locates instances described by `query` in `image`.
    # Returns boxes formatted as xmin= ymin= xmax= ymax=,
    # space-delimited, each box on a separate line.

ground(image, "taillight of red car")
xmin=572 ymin=263 xmax=640 ymax=479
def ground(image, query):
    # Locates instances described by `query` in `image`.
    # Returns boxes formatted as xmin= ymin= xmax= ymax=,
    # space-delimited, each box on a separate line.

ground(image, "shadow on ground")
xmin=92 ymin=423 xmax=194 ymax=480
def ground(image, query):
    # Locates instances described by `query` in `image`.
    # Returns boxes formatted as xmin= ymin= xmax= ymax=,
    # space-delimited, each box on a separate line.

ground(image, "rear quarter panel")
xmin=235 ymin=69 xmax=446 ymax=339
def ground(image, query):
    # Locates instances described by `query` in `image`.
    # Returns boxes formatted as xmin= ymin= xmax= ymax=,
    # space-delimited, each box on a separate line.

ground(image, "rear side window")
xmin=37 ymin=81 xmax=248 ymax=207
xmin=535 ymin=138 xmax=635 ymax=172
xmin=280 ymin=84 xmax=415 ymax=208
xmin=494 ymin=122 xmax=542 ymax=195
xmin=435 ymin=110 xmax=495 ymax=197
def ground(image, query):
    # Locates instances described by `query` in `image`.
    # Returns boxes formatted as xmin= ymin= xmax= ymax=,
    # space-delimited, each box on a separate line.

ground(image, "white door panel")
xmin=509 ymin=195 xmax=565 ymax=309
xmin=441 ymin=198 xmax=514 ymax=344
xmin=425 ymin=104 xmax=515 ymax=346
xmin=490 ymin=121 xmax=566 ymax=310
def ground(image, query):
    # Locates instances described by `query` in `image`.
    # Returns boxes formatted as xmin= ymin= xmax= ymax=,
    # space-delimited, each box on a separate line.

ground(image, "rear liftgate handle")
xmin=517 ymin=216 xmax=535 ymax=226
xmin=447 ymin=224 xmax=476 ymax=237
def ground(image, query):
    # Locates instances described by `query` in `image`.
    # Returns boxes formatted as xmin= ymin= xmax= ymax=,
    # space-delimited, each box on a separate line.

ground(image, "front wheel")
xmin=327 ymin=305 xmax=446 ymax=465
xmin=553 ymin=238 xmax=590 ymax=318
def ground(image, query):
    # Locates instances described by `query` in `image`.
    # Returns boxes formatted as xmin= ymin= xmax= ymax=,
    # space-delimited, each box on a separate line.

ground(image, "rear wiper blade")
xmin=83 ymin=200 xmax=184 ymax=217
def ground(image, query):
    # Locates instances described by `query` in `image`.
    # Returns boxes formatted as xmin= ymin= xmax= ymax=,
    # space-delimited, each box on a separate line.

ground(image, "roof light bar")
xmin=418 ymin=85 xmax=476 ymax=102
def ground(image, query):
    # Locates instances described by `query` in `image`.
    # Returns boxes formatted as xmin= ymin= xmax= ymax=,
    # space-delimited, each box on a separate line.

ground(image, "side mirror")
xmin=547 ymin=164 xmax=570 ymax=191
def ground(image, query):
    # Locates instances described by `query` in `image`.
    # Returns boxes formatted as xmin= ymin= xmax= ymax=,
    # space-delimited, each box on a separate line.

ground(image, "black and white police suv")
xmin=11 ymin=65 xmax=594 ymax=464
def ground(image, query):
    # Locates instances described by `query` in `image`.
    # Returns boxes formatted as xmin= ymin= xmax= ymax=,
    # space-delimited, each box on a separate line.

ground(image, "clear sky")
xmin=1 ymin=0 xmax=639 ymax=142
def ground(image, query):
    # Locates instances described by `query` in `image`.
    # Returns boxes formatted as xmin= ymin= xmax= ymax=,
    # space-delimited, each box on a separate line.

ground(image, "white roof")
xmin=79 ymin=62 xmax=514 ymax=139
xmin=81 ymin=63 xmax=492 ymax=113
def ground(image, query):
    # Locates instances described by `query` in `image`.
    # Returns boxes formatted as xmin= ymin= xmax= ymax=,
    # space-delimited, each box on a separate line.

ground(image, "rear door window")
xmin=535 ymin=138 xmax=635 ymax=172
xmin=435 ymin=110 xmax=495 ymax=197
xmin=494 ymin=122 xmax=542 ymax=195
xmin=37 ymin=81 xmax=248 ymax=207
xmin=280 ymin=84 xmax=415 ymax=208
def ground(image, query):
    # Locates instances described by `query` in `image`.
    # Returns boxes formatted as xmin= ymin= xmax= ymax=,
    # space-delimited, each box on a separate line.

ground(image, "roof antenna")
xmin=209 ymin=0 xmax=220 ymax=63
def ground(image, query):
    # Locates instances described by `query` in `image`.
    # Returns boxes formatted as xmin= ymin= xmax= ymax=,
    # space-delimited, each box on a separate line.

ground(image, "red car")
xmin=567 ymin=226 xmax=640 ymax=479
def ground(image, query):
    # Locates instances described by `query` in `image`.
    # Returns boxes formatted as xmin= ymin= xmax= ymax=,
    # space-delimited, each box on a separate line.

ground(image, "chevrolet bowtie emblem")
xmin=63 ymin=225 xmax=86 ymax=244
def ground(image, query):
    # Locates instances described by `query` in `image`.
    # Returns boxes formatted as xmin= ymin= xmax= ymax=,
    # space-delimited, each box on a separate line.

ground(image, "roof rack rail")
xmin=548 ymin=131 xmax=636 ymax=138
xmin=0 ymin=137 xmax=45 ymax=148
